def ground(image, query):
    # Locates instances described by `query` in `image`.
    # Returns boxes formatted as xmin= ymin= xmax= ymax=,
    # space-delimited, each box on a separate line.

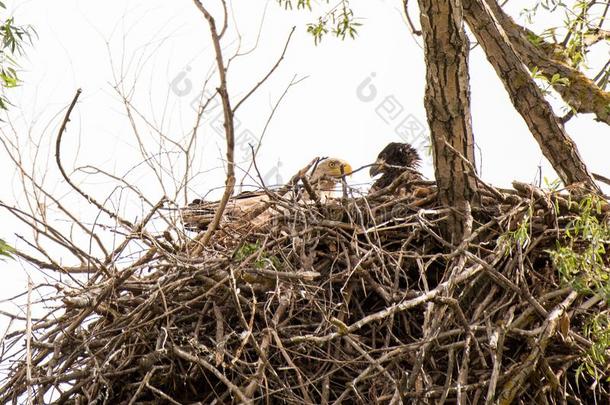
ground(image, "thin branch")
xmin=192 ymin=1 xmax=237 ymax=252
xmin=233 ymin=27 xmax=295 ymax=112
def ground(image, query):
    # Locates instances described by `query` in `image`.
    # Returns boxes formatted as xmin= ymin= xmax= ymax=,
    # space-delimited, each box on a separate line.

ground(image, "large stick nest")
xmin=1 ymin=178 xmax=610 ymax=404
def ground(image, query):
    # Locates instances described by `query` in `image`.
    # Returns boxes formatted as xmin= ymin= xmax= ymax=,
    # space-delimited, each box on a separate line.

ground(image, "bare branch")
xmin=233 ymin=27 xmax=295 ymax=112
xmin=192 ymin=1 xmax=237 ymax=252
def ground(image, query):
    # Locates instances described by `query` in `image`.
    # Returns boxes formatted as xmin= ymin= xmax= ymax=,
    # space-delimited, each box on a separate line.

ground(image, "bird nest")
xmin=1 ymin=177 xmax=610 ymax=404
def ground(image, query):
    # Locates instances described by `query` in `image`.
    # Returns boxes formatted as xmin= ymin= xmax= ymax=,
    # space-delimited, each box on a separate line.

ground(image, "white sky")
xmin=0 ymin=0 xmax=609 ymax=322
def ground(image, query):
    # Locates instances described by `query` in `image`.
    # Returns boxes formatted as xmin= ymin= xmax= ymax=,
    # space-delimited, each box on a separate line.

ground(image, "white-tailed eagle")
xmin=183 ymin=157 xmax=352 ymax=231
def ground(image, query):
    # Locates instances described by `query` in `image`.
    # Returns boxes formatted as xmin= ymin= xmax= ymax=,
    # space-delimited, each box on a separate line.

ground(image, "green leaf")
xmin=0 ymin=238 xmax=14 ymax=260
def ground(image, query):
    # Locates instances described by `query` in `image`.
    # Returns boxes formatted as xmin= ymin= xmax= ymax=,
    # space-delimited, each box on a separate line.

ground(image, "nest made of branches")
xmin=1 ymin=178 xmax=610 ymax=404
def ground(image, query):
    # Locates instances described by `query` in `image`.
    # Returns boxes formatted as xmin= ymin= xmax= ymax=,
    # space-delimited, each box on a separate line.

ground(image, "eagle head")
xmin=308 ymin=158 xmax=353 ymax=193
xmin=370 ymin=142 xmax=421 ymax=177
xmin=311 ymin=158 xmax=353 ymax=181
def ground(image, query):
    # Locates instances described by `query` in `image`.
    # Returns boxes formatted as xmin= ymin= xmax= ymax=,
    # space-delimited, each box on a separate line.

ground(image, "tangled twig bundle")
xmin=1 ymin=178 xmax=609 ymax=404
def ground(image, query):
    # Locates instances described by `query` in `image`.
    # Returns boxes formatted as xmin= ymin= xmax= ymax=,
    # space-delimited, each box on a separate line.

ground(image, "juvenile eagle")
xmin=183 ymin=158 xmax=352 ymax=231
xmin=369 ymin=142 xmax=423 ymax=194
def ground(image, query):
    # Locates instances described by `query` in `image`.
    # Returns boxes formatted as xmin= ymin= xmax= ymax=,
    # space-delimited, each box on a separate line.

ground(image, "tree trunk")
xmin=418 ymin=0 xmax=477 ymax=243
xmin=463 ymin=0 xmax=601 ymax=193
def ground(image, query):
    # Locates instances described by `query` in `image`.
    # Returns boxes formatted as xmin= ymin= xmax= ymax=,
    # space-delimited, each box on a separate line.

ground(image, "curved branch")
xmin=54 ymin=89 xmax=136 ymax=229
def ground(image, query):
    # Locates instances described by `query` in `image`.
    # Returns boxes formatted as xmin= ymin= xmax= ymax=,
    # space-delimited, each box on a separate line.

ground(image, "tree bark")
xmin=485 ymin=0 xmax=610 ymax=127
xmin=463 ymin=0 xmax=601 ymax=193
xmin=418 ymin=0 xmax=477 ymax=243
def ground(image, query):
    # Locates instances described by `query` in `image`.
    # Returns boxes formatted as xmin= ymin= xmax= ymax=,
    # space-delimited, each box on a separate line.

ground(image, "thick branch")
xmin=463 ymin=0 xmax=601 ymax=193
xmin=497 ymin=290 xmax=579 ymax=404
xmin=487 ymin=0 xmax=610 ymax=126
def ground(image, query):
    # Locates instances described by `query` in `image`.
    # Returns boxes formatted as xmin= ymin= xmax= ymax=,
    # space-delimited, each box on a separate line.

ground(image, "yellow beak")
xmin=341 ymin=163 xmax=353 ymax=176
